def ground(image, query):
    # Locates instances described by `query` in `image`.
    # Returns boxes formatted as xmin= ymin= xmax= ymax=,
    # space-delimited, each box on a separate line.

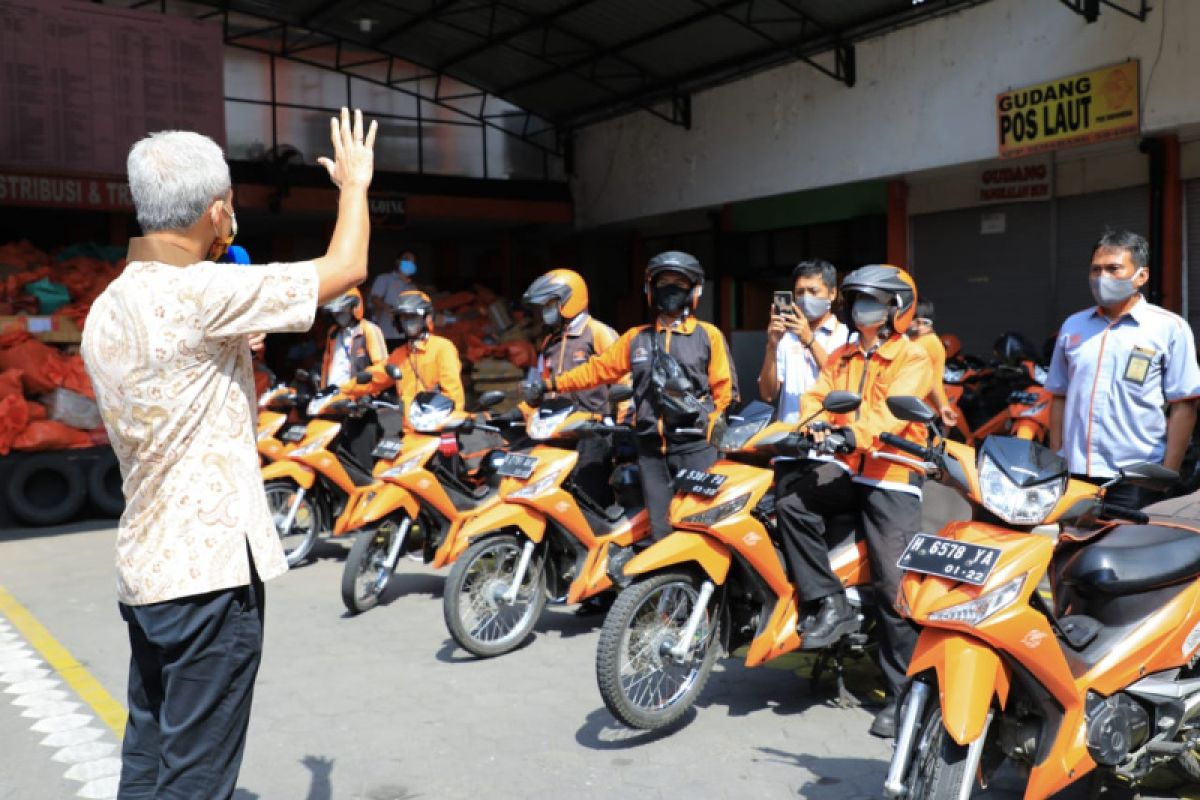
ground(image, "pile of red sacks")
xmin=0 ymin=240 xmax=125 ymax=326
xmin=433 ymin=285 xmax=537 ymax=369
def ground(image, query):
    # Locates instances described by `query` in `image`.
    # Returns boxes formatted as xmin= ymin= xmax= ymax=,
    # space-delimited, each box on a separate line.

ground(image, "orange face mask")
xmin=207 ymin=202 xmax=238 ymax=261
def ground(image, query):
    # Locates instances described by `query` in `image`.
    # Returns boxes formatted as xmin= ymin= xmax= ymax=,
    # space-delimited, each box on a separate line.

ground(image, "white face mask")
xmin=1089 ymin=270 xmax=1142 ymax=307
xmin=796 ymin=295 xmax=831 ymax=321
xmin=851 ymin=296 xmax=888 ymax=328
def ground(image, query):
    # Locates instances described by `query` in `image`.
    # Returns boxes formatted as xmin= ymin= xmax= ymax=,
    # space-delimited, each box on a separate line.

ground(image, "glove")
xmin=520 ymin=378 xmax=546 ymax=406
xmin=818 ymin=427 xmax=856 ymax=455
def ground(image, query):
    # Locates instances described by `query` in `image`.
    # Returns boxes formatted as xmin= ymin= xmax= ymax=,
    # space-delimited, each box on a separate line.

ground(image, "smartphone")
xmin=773 ymin=290 xmax=794 ymax=316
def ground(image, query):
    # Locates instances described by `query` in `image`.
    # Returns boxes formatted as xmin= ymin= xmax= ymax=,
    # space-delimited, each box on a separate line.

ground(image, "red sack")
xmin=0 ymin=393 xmax=29 ymax=455
xmin=503 ymin=340 xmax=537 ymax=370
xmin=0 ymin=323 xmax=69 ymax=394
xmin=12 ymin=419 xmax=93 ymax=452
xmin=26 ymin=401 xmax=46 ymax=420
xmin=60 ymin=354 xmax=94 ymax=399
xmin=0 ymin=368 xmax=23 ymax=400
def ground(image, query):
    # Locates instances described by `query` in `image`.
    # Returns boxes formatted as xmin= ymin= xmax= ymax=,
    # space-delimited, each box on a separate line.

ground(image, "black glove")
xmin=520 ymin=379 xmax=546 ymax=406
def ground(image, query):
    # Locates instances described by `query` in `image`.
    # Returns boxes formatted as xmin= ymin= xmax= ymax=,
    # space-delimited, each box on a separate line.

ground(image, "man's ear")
xmin=1134 ymin=266 xmax=1150 ymax=288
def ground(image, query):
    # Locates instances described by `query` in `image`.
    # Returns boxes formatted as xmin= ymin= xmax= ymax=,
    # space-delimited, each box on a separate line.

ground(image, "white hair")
xmin=127 ymin=131 xmax=231 ymax=233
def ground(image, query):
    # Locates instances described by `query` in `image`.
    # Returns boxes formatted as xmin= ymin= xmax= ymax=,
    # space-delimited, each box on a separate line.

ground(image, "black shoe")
xmin=574 ymin=593 xmax=614 ymax=617
xmin=869 ymin=703 xmax=897 ymax=739
xmin=799 ymin=593 xmax=857 ymax=651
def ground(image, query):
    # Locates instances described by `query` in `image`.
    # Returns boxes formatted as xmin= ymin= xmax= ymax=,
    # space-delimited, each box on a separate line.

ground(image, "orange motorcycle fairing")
xmin=341 ymin=482 xmax=420 ymax=533
xmin=622 ymin=531 xmax=732 ymax=586
xmin=565 ymin=508 xmax=653 ymax=605
xmin=261 ymin=458 xmax=316 ymax=490
xmin=908 ymin=629 xmax=1011 ymax=746
xmin=439 ymin=498 xmax=548 ymax=566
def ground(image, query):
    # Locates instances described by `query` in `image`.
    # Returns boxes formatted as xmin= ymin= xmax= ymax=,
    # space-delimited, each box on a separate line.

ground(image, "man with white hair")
xmin=81 ymin=108 xmax=377 ymax=798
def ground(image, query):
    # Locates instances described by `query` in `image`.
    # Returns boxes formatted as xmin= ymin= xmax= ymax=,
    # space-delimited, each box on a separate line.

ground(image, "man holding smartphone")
xmin=758 ymin=259 xmax=850 ymax=422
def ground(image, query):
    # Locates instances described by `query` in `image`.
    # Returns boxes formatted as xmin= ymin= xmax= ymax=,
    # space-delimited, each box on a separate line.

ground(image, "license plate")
xmin=675 ymin=468 xmax=726 ymax=497
xmin=497 ymin=453 xmax=538 ymax=479
xmin=897 ymin=533 xmax=1001 ymax=586
xmin=281 ymin=425 xmax=307 ymax=443
xmin=371 ymin=438 xmax=403 ymax=460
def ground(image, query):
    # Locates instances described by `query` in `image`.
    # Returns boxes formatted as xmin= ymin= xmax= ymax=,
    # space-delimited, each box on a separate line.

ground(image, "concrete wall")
xmin=572 ymin=0 xmax=1200 ymax=227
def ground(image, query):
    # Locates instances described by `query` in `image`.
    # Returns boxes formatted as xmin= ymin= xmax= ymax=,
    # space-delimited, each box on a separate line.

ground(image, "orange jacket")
xmin=800 ymin=333 xmax=933 ymax=490
xmin=347 ymin=334 xmax=465 ymax=415
xmin=911 ymin=331 xmax=949 ymax=413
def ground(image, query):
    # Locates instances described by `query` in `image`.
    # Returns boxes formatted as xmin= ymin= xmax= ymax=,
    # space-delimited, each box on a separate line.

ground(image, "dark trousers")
xmin=775 ymin=461 xmax=920 ymax=697
xmin=117 ymin=575 xmax=265 ymax=800
xmin=1071 ymin=473 xmax=1163 ymax=510
xmin=572 ymin=435 xmax=614 ymax=508
xmin=637 ymin=443 xmax=718 ymax=541
xmin=341 ymin=409 xmax=381 ymax=471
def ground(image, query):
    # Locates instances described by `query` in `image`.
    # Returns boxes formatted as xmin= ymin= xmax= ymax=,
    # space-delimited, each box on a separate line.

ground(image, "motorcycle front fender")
xmin=624 ymin=531 xmax=731 ymax=585
xmin=436 ymin=501 xmax=547 ymax=568
xmin=261 ymin=459 xmax=316 ymax=490
xmin=341 ymin=484 xmax=418 ymax=535
xmin=909 ymin=628 xmax=1011 ymax=746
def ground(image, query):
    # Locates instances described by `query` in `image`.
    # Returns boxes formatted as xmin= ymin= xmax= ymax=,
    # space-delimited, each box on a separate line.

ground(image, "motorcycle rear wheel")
xmin=595 ymin=571 xmax=721 ymax=731
xmin=443 ymin=533 xmax=547 ymax=658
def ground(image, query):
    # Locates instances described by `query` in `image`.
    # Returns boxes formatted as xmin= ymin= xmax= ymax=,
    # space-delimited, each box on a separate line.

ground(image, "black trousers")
xmin=117 ymin=574 xmax=265 ymax=800
xmin=1071 ymin=473 xmax=1163 ymax=510
xmin=775 ymin=461 xmax=920 ymax=698
xmin=341 ymin=409 xmax=382 ymax=471
xmin=572 ymin=435 xmax=614 ymax=508
xmin=637 ymin=442 xmax=718 ymax=541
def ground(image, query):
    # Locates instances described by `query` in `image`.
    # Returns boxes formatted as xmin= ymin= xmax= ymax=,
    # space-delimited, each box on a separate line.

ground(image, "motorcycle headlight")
xmin=408 ymin=403 xmax=451 ymax=433
xmin=928 ymin=575 xmax=1025 ymax=627
xmin=979 ymin=453 xmax=1063 ymax=525
xmin=944 ymin=367 xmax=966 ymax=383
xmin=508 ymin=465 xmax=568 ymax=499
xmin=1017 ymin=401 xmax=1048 ymax=419
xmin=291 ymin=432 xmax=335 ymax=458
xmin=306 ymin=394 xmax=334 ymax=416
xmin=681 ymin=493 xmax=751 ymax=527
xmin=719 ymin=418 xmax=768 ymax=451
xmin=256 ymin=427 xmax=275 ymax=442
xmin=381 ymin=455 xmax=424 ymax=479
xmin=528 ymin=408 xmax=571 ymax=440
xmin=1033 ymin=365 xmax=1048 ymax=386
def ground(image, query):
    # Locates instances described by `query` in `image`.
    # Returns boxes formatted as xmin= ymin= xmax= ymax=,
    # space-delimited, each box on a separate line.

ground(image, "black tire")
xmin=595 ymin=571 xmax=722 ymax=731
xmin=443 ymin=533 xmax=547 ymax=658
xmin=263 ymin=479 xmax=321 ymax=566
xmin=340 ymin=519 xmax=407 ymax=614
xmin=87 ymin=450 xmax=125 ymax=518
xmin=904 ymin=705 xmax=973 ymax=800
xmin=5 ymin=453 xmax=86 ymax=527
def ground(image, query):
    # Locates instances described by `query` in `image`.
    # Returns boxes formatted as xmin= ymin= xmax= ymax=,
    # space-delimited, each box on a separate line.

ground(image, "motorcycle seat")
xmin=1060 ymin=524 xmax=1200 ymax=596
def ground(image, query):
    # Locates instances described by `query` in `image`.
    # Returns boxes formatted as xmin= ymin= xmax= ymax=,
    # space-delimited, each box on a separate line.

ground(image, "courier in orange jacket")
xmin=348 ymin=290 xmax=465 ymax=419
xmin=321 ymin=288 xmax=390 ymax=467
xmin=549 ymin=252 xmax=738 ymax=543
xmin=776 ymin=264 xmax=931 ymax=738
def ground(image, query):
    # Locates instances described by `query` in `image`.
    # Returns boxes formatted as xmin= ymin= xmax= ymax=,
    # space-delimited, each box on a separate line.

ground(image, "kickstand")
xmin=831 ymin=651 xmax=859 ymax=709
xmin=809 ymin=649 xmax=829 ymax=688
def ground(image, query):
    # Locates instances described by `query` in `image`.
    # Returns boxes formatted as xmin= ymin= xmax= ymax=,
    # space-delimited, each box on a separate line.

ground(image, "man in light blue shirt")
xmin=1046 ymin=229 xmax=1200 ymax=507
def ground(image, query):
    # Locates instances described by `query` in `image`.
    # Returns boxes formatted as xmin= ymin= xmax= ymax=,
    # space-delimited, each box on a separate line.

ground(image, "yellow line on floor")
xmin=0 ymin=584 xmax=126 ymax=738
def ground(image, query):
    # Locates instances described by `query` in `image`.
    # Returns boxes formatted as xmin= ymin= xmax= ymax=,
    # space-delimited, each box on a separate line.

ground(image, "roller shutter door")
xmin=1186 ymin=180 xmax=1200 ymax=332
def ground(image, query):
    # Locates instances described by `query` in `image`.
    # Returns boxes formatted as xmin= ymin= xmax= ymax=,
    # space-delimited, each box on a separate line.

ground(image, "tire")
xmin=904 ymin=705 xmax=973 ymax=800
xmin=264 ymin=479 xmax=321 ymax=566
xmin=341 ymin=518 xmax=408 ymax=614
xmin=595 ymin=571 xmax=722 ymax=731
xmin=5 ymin=453 xmax=86 ymax=527
xmin=87 ymin=450 xmax=125 ymax=518
xmin=443 ymin=533 xmax=548 ymax=658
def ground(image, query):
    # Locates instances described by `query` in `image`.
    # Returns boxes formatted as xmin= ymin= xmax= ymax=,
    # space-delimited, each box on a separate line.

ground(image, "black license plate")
xmin=281 ymin=425 xmax=308 ymax=443
xmin=897 ymin=533 xmax=1001 ymax=586
xmin=497 ymin=453 xmax=538 ymax=479
xmin=371 ymin=438 xmax=403 ymax=459
xmin=675 ymin=469 xmax=727 ymax=497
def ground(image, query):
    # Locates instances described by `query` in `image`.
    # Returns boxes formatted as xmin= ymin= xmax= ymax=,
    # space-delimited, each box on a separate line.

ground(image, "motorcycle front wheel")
xmin=443 ymin=533 xmax=547 ymax=658
xmin=904 ymin=705 xmax=973 ymax=800
xmin=340 ymin=518 xmax=407 ymax=614
xmin=265 ymin=479 xmax=322 ymax=567
xmin=595 ymin=571 xmax=721 ymax=731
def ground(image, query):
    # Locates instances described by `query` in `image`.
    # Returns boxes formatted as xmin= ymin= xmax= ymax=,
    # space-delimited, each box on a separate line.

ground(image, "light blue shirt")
xmin=774 ymin=316 xmax=851 ymax=424
xmin=1045 ymin=296 xmax=1200 ymax=477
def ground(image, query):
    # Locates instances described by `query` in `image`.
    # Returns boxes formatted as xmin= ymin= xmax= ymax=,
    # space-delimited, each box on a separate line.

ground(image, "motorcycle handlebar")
xmin=880 ymin=432 xmax=930 ymax=459
xmin=1100 ymin=503 xmax=1150 ymax=525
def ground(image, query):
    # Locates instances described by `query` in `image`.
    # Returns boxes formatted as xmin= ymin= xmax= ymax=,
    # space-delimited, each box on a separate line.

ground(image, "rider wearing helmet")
xmin=349 ymin=290 xmax=465 ymax=422
xmin=321 ymin=288 xmax=390 ymax=467
xmin=523 ymin=269 xmax=627 ymax=506
xmin=533 ymin=252 xmax=738 ymax=549
xmin=776 ymin=264 xmax=932 ymax=739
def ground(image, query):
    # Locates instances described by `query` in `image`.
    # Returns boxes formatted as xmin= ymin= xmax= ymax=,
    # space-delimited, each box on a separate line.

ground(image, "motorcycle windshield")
xmin=979 ymin=435 xmax=1066 ymax=487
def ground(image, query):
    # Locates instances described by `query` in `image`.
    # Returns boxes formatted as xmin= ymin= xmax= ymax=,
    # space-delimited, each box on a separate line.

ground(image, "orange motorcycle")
xmin=441 ymin=385 xmax=649 ymax=657
xmin=338 ymin=371 xmax=514 ymax=614
xmin=256 ymin=370 xmax=315 ymax=465
xmin=261 ymin=371 xmax=398 ymax=566
xmin=592 ymin=391 xmax=883 ymax=730
xmin=879 ymin=396 xmax=1194 ymax=800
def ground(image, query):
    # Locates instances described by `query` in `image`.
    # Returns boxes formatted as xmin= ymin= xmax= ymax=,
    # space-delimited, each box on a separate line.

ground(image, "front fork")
xmin=501 ymin=539 xmax=537 ymax=605
xmin=278 ymin=486 xmax=307 ymax=533
xmin=885 ymin=680 xmax=993 ymax=800
xmin=382 ymin=516 xmax=413 ymax=572
xmin=668 ymin=580 xmax=715 ymax=662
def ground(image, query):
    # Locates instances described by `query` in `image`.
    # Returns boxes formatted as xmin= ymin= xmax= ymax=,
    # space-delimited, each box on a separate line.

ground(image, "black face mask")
xmin=652 ymin=284 xmax=690 ymax=314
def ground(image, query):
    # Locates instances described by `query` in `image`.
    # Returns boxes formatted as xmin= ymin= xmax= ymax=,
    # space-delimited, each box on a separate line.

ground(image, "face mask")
xmin=207 ymin=203 xmax=237 ymax=261
xmin=851 ymin=295 xmax=889 ymax=329
xmin=541 ymin=305 xmax=562 ymax=328
xmin=1090 ymin=271 xmax=1141 ymax=307
xmin=330 ymin=310 xmax=354 ymax=328
xmin=399 ymin=259 xmax=417 ymax=277
xmin=652 ymin=284 xmax=691 ymax=314
xmin=400 ymin=315 xmax=425 ymax=339
xmin=796 ymin=295 xmax=831 ymax=322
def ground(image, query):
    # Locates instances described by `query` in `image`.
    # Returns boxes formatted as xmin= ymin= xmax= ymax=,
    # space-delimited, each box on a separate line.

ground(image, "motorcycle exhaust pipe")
xmin=668 ymin=580 xmax=715 ymax=662
xmin=884 ymin=680 xmax=932 ymax=798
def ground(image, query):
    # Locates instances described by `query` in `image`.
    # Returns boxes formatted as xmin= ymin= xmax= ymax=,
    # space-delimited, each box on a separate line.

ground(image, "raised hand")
xmin=317 ymin=107 xmax=378 ymax=191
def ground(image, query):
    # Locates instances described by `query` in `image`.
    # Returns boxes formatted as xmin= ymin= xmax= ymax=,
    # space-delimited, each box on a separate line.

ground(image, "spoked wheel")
xmin=265 ymin=479 xmax=321 ymax=566
xmin=443 ymin=533 xmax=547 ymax=658
xmin=341 ymin=518 xmax=407 ymax=614
xmin=595 ymin=571 xmax=721 ymax=730
xmin=904 ymin=705 xmax=973 ymax=800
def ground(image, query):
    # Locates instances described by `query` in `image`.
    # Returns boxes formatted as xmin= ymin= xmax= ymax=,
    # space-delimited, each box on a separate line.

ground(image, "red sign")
xmin=977 ymin=158 xmax=1051 ymax=204
xmin=0 ymin=171 xmax=134 ymax=211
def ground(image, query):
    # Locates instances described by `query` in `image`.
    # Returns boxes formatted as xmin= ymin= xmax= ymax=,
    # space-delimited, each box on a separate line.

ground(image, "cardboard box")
xmin=0 ymin=315 xmax=82 ymax=344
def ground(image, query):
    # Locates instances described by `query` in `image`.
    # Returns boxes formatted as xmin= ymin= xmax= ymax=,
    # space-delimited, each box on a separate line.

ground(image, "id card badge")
xmin=1123 ymin=346 xmax=1155 ymax=386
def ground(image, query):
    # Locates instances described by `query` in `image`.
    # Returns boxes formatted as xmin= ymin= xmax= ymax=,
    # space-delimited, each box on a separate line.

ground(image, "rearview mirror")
xmin=1119 ymin=462 xmax=1179 ymax=492
xmin=822 ymin=391 xmax=861 ymax=415
xmin=887 ymin=396 xmax=937 ymax=424
xmin=476 ymin=390 xmax=506 ymax=410
xmin=609 ymin=384 xmax=633 ymax=404
xmin=355 ymin=370 xmax=373 ymax=385
xmin=385 ymin=364 xmax=402 ymax=381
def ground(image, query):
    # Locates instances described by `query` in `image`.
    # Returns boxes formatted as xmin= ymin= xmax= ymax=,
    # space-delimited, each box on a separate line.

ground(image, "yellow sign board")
xmin=997 ymin=61 xmax=1139 ymax=159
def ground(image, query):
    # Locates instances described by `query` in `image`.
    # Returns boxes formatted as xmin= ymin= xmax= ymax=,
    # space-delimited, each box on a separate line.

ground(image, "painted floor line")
xmin=0 ymin=584 xmax=127 ymax=737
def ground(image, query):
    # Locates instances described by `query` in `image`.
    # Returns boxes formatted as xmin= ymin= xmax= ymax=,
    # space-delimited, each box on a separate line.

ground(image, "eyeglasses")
xmin=914 ymin=318 xmax=933 ymax=327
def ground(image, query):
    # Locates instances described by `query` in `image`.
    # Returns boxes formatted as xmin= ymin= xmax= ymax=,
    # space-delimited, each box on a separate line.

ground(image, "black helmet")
xmin=393 ymin=290 xmax=434 ymax=337
xmin=840 ymin=264 xmax=918 ymax=333
xmin=646 ymin=251 xmax=704 ymax=286
xmin=993 ymin=331 xmax=1037 ymax=367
